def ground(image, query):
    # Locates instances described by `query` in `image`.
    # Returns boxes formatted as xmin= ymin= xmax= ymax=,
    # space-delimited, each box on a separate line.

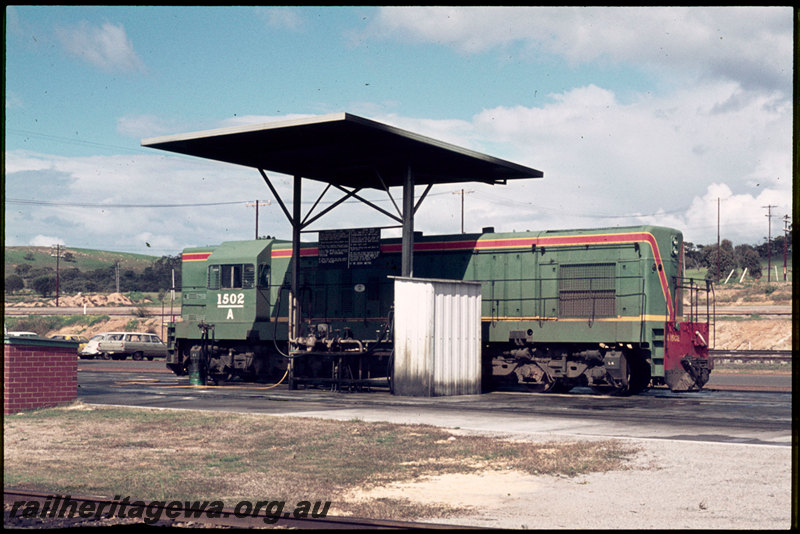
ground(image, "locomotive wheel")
xmin=523 ymin=377 xmax=555 ymax=393
xmin=628 ymin=353 xmax=652 ymax=394
xmin=514 ymin=362 xmax=559 ymax=393
xmin=591 ymin=351 xmax=652 ymax=396
xmin=515 ymin=362 xmax=573 ymax=393
xmin=592 ymin=357 xmax=632 ymax=396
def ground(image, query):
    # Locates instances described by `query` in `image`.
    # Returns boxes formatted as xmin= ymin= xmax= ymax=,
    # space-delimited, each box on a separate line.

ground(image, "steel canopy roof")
xmin=141 ymin=112 xmax=543 ymax=189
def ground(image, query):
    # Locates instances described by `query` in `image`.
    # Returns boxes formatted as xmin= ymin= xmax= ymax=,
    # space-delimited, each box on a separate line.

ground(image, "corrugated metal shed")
xmin=392 ymin=277 xmax=482 ymax=396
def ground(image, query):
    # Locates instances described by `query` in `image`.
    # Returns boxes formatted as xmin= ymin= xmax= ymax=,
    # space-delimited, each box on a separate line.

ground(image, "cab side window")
xmin=221 ymin=265 xmax=242 ymax=288
xmin=258 ymin=264 xmax=270 ymax=288
xmin=208 ymin=264 xmax=255 ymax=289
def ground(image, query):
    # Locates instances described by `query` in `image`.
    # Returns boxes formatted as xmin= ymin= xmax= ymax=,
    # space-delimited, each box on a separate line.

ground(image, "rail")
xmin=709 ymin=349 xmax=792 ymax=363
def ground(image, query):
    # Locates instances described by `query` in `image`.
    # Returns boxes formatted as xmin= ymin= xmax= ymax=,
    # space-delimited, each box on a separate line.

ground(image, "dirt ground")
xmin=713 ymin=318 xmax=791 ymax=350
xmin=345 ymin=438 xmax=791 ymax=529
xmin=11 ymin=292 xmax=135 ymax=308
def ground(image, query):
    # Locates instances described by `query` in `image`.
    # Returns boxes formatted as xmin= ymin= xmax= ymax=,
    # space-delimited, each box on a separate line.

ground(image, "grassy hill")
xmin=5 ymin=246 xmax=157 ymax=274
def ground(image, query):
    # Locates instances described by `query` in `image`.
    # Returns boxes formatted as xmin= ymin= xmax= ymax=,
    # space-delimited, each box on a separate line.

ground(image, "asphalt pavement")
xmin=76 ymin=360 xmax=792 ymax=447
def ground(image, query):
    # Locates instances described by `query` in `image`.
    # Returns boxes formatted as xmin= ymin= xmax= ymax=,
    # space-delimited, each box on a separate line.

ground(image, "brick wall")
xmin=4 ymin=337 xmax=78 ymax=414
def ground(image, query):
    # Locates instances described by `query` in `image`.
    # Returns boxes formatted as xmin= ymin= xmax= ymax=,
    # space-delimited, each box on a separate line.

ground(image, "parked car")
xmin=50 ymin=334 xmax=89 ymax=352
xmin=6 ymin=331 xmax=40 ymax=338
xmin=79 ymin=332 xmax=168 ymax=361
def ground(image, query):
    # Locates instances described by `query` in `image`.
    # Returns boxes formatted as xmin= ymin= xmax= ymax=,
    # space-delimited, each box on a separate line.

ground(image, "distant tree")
xmin=14 ymin=264 xmax=32 ymax=276
xmin=62 ymin=251 xmax=76 ymax=262
xmin=31 ymin=275 xmax=57 ymax=297
xmin=702 ymin=239 xmax=736 ymax=282
xmin=5 ymin=274 xmax=25 ymax=293
xmin=59 ymin=267 xmax=86 ymax=293
xmin=24 ymin=252 xmax=35 ymax=261
xmin=735 ymin=244 xmax=762 ymax=279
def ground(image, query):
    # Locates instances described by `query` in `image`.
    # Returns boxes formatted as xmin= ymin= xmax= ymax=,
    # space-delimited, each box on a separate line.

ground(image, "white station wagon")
xmin=79 ymin=331 xmax=168 ymax=361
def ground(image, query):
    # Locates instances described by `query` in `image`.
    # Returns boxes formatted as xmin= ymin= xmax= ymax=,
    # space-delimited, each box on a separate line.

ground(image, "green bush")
xmin=5 ymin=274 xmax=25 ymax=293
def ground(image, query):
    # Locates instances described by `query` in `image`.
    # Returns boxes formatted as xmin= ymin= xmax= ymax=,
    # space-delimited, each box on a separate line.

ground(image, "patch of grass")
xmin=4 ymin=404 xmax=639 ymax=521
xmin=716 ymin=314 xmax=765 ymax=321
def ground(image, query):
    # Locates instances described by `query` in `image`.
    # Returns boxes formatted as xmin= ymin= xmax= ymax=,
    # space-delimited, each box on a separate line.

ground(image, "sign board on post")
xmin=319 ymin=228 xmax=380 ymax=268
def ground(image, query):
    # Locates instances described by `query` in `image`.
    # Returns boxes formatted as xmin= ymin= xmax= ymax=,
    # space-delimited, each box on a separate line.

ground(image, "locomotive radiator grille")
xmin=558 ymin=263 xmax=616 ymax=318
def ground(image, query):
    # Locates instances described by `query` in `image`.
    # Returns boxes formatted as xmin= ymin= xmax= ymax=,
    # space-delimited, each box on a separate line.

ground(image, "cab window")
xmin=258 ymin=264 xmax=270 ymax=288
xmin=208 ymin=264 xmax=255 ymax=289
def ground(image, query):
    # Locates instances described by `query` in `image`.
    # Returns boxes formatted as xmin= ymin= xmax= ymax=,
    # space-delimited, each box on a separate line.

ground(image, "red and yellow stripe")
xmin=267 ymin=231 xmax=674 ymax=320
xmin=182 ymin=251 xmax=212 ymax=262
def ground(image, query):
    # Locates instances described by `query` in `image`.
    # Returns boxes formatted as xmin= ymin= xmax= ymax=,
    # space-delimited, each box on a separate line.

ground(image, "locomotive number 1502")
xmin=217 ymin=293 xmax=245 ymax=306
xmin=217 ymin=293 xmax=245 ymax=319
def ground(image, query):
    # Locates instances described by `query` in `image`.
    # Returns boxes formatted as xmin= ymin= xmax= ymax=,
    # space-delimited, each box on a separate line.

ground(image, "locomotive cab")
xmin=167 ymin=240 xmax=283 ymax=381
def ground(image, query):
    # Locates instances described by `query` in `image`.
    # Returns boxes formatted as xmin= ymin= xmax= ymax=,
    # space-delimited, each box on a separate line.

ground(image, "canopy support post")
xmin=402 ymin=165 xmax=415 ymax=277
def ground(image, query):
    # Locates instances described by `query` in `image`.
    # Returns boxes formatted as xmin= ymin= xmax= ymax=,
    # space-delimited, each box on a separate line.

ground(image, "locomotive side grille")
xmin=558 ymin=263 xmax=616 ymax=318
xmin=242 ymin=264 xmax=255 ymax=289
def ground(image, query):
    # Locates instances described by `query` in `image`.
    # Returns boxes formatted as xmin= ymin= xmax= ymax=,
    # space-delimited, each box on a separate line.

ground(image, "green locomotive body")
xmin=167 ymin=225 xmax=712 ymax=394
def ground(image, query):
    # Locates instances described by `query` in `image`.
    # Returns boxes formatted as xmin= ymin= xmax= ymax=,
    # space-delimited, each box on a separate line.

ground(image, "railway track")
xmin=709 ymin=349 xmax=792 ymax=363
xmin=3 ymin=488 xmax=470 ymax=529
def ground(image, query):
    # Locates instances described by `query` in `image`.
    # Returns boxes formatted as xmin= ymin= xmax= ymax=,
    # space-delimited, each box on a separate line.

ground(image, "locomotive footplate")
xmin=287 ymin=350 xmax=391 ymax=392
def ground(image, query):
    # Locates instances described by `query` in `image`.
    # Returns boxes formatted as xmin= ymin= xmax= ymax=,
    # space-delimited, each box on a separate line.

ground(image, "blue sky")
xmin=5 ymin=6 xmax=793 ymax=256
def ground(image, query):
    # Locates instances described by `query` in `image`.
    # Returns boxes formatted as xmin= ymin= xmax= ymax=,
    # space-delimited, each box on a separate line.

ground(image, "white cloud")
xmin=5 ymin=91 xmax=24 ymax=110
xmin=256 ymin=7 xmax=307 ymax=32
xmin=56 ymin=21 xmax=145 ymax=73
xmin=4 ymin=149 xmax=290 ymax=254
xmin=29 ymin=235 xmax=65 ymax=247
xmin=369 ymin=7 xmax=792 ymax=93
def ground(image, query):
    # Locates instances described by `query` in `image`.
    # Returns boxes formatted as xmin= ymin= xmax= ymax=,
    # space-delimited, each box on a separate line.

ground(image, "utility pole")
xmin=246 ymin=200 xmax=271 ymax=239
xmin=763 ymin=205 xmax=777 ymax=282
xmin=50 ymin=244 xmax=62 ymax=306
xmin=451 ymin=189 xmax=474 ymax=234
xmin=783 ymin=214 xmax=791 ymax=282
xmin=115 ymin=261 xmax=120 ymax=293
xmin=716 ymin=198 xmax=720 ymax=281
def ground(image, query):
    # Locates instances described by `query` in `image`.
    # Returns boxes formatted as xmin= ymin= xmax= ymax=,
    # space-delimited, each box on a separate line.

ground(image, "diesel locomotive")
xmin=166 ymin=224 xmax=713 ymax=394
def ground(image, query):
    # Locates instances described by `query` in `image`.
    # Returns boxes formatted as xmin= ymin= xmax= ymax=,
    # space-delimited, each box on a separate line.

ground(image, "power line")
xmin=5 ymin=190 xmax=458 ymax=210
xmin=6 ymin=128 xmax=149 ymax=154
xmin=6 ymin=198 xmax=249 ymax=208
